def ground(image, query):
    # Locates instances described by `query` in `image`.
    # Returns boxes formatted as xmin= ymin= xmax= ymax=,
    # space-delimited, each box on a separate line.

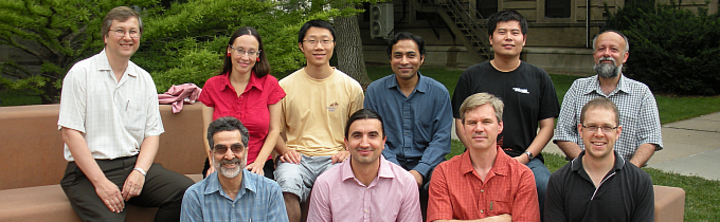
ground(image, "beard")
xmin=213 ymin=156 xmax=246 ymax=179
xmin=594 ymin=57 xmax=622 ymax=78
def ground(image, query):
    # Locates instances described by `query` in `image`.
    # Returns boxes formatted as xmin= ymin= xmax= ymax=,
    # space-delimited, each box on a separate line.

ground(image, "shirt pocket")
xmin=486 ymin=187 xmax=513 ymax=215
xmin=124 ymin=102 xmax=146 ymax=132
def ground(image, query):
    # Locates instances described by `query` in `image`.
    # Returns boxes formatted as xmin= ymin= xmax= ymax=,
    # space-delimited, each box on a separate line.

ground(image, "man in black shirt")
xmin=544 ymin=97 xmax=654 ymax=221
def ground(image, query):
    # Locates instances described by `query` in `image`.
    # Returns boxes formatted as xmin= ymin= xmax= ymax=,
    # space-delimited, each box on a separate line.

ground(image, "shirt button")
xmin=481 ymin=210 xmax=484 ymax=213
xmin=480 ymin=190 xmax=484 ymax=193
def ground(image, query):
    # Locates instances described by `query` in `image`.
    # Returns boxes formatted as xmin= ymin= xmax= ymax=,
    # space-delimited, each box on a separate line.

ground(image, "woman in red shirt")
xmin=198 ymin=27 xmax=286 ymax=179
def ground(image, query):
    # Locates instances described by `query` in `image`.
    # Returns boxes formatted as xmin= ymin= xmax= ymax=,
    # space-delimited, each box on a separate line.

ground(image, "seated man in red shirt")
xmin=428 ymin=92 xmax=540 ymax=222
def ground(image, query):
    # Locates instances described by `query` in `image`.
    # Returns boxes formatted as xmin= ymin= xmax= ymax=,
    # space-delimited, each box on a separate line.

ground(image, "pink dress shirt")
xmin=307 ymin=156 xmax=422 ymax=222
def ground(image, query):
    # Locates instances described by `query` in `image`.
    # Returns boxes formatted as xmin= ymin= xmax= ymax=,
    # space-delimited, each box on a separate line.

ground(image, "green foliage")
xmin=604 ymin=0 xmax=720 ymax=95
xmin=0 ymin=0 xmax=157 ymax=103
xmin=1 ymin=0 xmax=373 ymax=102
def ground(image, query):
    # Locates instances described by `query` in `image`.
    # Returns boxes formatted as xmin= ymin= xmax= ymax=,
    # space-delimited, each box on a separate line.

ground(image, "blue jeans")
xmin=526 ymin=158 xmax=550 ymax=220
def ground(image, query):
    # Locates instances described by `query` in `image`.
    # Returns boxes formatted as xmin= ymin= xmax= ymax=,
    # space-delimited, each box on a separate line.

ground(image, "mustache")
xmin=219 ymin=158 xmax=240 ymax=165
xmin=599 ymin=57 xmax=615 ymax=62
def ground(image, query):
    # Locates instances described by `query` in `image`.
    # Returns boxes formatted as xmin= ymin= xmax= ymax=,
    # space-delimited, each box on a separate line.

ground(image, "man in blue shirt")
xmin=364 ymin=32 xmax=452 ymax=196
xmin=181 ymin=117 xmax=288 ymax=222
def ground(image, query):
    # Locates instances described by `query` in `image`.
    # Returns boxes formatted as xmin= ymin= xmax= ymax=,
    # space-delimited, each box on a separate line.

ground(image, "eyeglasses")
xmin=582 ymin=124 xmax=618 ymax=133
xmin=213 ymin=144 xmax=245 ymax=154
xmin=302 ymin=39 xmax=334 ymax=46
xmin=110 ymin=29 xmax=140 ymax=38
xmin=228 ymin=45 xmax=261 ymax=58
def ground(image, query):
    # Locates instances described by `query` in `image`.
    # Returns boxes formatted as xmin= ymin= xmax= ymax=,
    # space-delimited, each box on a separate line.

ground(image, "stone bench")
xmin=0 ymin=174 xmax=203 ymax=222
xmin=0 ymin=103 xmax=687 ymax=221
xmin=0 ymin=103 xmax=206 ymax=221
xmin=653 ymin=185 xmax=685 ymax=222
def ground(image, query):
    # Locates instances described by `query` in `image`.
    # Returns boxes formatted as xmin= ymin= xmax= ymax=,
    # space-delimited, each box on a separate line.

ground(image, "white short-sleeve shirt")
xmin=58 ymin=50 xmax=164 ymax=161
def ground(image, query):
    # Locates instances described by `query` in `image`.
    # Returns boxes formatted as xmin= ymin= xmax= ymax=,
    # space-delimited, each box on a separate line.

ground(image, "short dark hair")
xmin=298 ymin=20 xmax=336 ymax=43
xmin=221 ymin=26 xmax=270 ymax=77
xmin=207 ymin=117 xmax=250 ymax=149
xmin=386 ymin=32 xmax=426 ymax=59
xmin=486 ymin=10 xmax=528 ymax=36
xmin=580 ymin=97 xmax=620 ymax=126
xmin=345 ymin=109 xmax=385 ymax=139
xmin=102 ymin=6 xmax=143 ymax=39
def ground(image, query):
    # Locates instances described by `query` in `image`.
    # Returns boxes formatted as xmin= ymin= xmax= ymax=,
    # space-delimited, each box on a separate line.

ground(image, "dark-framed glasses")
xmin=110 ymin=29 xmax=140 ymax=38
xmin=228 ymin=45 xmax=261 ymax=58
xmin=582 ymin=124 xmax=618 ymax=133
xmin=213 ymin=144 xmax=245 ymax=154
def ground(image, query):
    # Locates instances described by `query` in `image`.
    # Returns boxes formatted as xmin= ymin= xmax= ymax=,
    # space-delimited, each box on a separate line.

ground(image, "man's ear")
xmin=298 ymin=42 xmax=304 ymax=53
xmin=577 ymin=124 xmax=584 ymax=139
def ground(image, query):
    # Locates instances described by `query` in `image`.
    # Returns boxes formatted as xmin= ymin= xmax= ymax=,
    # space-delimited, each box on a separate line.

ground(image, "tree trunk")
xmin=335 ymin=11 xmax=372 ymax=87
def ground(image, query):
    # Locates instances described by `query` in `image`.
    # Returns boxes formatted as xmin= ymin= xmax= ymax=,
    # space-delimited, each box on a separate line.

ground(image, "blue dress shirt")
xmin=364 ymin=72 xmax=453 ymax=179
xmin=181 ymin=170 xmax=288 ymax=222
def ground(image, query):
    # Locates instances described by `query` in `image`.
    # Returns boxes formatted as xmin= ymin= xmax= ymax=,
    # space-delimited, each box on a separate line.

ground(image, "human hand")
xmin=279 ymin=149 xmax=301 ymax=164
xmin=94 ymin=178 xmax=124 ymax=213
xmin=121 ymin=169 xmax=145 ymax=201
xmin=331 ymin=151 xmax=349 ymax=164
xmin=245 ymin=161 xmax=265 ymax=176
xmin=408 ymin=170 xmax=423 ymax=186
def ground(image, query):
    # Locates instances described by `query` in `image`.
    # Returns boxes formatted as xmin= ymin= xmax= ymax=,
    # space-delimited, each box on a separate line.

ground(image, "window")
xmin=477 ymin=0 xmax=498 ymax=18
xmin=545 ymin=0 xmax=571 ymax=18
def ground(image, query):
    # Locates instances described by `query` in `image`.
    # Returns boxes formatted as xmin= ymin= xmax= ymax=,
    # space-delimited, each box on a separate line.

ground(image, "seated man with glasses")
xmin=58 ymin=6 xmax=194 ymax=221
xmin=181 ymin=117 xmax=288 ymax=222
xmin=545 ymin=97 xmax=654 ymax=221
xmin=274 ymin=19 xmax=364 ymax=222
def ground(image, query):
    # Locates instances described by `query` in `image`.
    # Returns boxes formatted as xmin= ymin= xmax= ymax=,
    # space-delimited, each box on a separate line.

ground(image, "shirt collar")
xmin=341 ymin=156 xmax=396 ymax=183
xmin=570 ymin=150 xmax=626 ymax=172
xmin=385 ymin=72 xmax=428 ymax=94
xmin=582 ymin=74 xmax=629 ymax=96
xmin=96 ymin=49 xmax=137 ymax=77
xmin=219 ymin=71 xmax=263 ymax=92
xmin=203 ymin=170 xmax=257 ymax=200
xmin=460 ymin=145 xmax=510 ymax=177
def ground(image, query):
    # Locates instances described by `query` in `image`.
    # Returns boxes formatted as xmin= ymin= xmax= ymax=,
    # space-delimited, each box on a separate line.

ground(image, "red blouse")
xmin=198 ymin=72 xmax=286 ymax=163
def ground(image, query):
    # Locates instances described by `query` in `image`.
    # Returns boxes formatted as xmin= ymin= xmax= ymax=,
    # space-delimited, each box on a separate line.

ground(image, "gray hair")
xmin=206 ymin=117 xmax=249 ymax=149
xmin=592 ymin=30 xmax=630 ymax=53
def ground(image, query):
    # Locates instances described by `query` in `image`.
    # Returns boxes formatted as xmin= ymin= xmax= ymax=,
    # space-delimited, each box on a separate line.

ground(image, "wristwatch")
xmin=524 ymin=151 xmax=534 ymax=160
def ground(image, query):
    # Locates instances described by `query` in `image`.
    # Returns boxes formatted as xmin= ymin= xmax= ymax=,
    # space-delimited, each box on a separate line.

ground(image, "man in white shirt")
xmin=58 ymin=6 xmax=193 ymax=221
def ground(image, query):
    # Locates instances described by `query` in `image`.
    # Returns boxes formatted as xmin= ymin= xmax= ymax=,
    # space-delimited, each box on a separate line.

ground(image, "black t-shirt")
xmin=451 ymin=61 xmax=560 ymax=159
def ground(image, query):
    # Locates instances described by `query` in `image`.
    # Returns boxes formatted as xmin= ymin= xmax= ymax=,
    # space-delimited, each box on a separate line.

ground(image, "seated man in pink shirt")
xmin=307 ymin=109 xmax=422 ymax=221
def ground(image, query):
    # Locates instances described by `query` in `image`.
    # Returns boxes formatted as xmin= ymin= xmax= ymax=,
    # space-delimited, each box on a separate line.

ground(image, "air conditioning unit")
xmin=370 ymin=3 xmax=394 ymax=38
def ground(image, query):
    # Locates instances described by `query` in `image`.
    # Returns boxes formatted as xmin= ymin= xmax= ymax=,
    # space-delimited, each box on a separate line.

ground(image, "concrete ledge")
xmin=0 ymin=174 xmax=203 ymax=222
xmin=0 ymin=103 xmax=206 ymax=190
xmin=653 ymin=185 xmax=686 ymax=222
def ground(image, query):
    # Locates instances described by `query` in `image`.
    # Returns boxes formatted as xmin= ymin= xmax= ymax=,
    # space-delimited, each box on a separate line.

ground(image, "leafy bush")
xmin=604 ymin=0 xmax=720 ymax=95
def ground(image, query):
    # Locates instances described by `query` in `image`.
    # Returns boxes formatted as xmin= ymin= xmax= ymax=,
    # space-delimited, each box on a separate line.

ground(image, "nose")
xmin=472 ymin=124 xmax=485 ymax=133
xmin=400 ymin=56 xmax=409 ymax=65
xmin=359 ymin=136 xmax=371 ymax=148
xmin=593 ymin=129 xmax=606 ymax=137
xmin=314 ymin=42 xmax=325 ymax=50
xmin=223 ymin=149 xmax=235 ymax=160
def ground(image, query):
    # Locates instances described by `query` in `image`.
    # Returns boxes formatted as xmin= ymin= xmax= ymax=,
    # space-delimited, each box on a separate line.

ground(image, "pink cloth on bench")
xmin=158 ymin=83 xmax=202 ymax=113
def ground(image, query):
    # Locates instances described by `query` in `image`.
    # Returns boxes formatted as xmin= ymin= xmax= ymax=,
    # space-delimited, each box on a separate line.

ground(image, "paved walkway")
xmin=453 ymin=112 xmax=720 ymax=181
